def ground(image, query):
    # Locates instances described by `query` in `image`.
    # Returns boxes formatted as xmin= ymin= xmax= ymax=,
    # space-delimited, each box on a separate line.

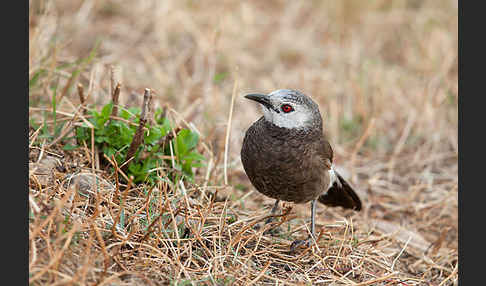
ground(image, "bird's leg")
xmin=263 ymin=199 xmax=281 ymax=235
xmin=310 ymin=198 xmax=317 ymax=240
xmin=265 ymin=199 xmax=280 ymax=224
xmin=290 ymin=199 xmax=317 ymax=252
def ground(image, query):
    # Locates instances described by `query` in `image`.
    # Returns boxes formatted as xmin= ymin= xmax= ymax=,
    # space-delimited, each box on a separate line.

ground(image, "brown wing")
xmin=319 ymin=136 xmax=334 ymax=169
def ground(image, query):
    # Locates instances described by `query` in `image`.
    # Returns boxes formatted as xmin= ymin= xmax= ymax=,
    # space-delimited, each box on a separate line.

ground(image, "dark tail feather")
xmin=318 ymin=171 xmax=362 ymax=211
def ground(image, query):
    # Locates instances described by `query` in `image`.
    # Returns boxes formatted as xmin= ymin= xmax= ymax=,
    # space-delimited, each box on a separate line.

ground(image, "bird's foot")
xmin=289 ymin=237 xmax=311 ymax=252
xmin=263 ymin=225 xmax=282 ymax=235
xmin=264 ymin=216 xmax=276 ymax=225
xmin=252 ymin=218 xmax=281 ymax=235
xmin=263 ymin=217 xmax=282 ymax=235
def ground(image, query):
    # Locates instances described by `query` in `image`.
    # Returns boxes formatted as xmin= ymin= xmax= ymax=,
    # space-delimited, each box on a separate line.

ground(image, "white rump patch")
xmin=328 ymin=167 xmax=339 ymax=190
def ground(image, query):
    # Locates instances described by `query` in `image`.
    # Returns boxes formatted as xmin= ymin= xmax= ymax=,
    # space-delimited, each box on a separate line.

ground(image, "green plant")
xmin=74 ymin=102 xmax=205 ymax=184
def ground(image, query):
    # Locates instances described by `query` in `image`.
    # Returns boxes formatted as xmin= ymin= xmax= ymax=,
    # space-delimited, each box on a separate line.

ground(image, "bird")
xmin=240 ymin=89 xmax=362 ymax=251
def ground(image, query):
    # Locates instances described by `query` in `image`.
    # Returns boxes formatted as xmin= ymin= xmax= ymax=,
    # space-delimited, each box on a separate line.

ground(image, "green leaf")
xmin=89 ymin=110 xmax=104 ymax=129
xmin=182 ymin=162 xmax=194 ymax=177
xmin=75 ymin=127 xmax=90 ymax=142
xmin=101 ymin=102 xmax=114 ymax=121
xmin=119 ymin=109 xmax=133 ymax=120
xmin=103 ymin=145 xmax=116 ymax=157
xmin=154 ymin=107 xmax=167 ymax=124
xmin=95 ymin=135 xmax=107 ymax=143
xmin=184 ymin=131 xmax=199 ymax=150
xmin=145 ymin=125 xmax=163 ymax=145
xmin=175 ymin=131 xmax=189 ymax=157
xmin=183 ymin=151 xmax=205 ymax=162
xmin=175 ymin=129 xmax=199 ymax=157
xmin=128 ymin=162 xmax=142 ymax=174
xmin=161 ymin=118 xmax=172 ymax=134
xmin=128 ymin=107 xmax=141 ymax=115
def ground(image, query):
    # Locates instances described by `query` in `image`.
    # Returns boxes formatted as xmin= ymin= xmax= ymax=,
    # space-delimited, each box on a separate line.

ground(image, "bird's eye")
xmin=281 ymin=104 xmax=294 ymax=113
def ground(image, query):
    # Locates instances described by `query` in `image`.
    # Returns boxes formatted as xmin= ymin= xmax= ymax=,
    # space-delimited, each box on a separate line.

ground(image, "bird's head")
xmin=244 ymin=89 xmax=322 ymax=129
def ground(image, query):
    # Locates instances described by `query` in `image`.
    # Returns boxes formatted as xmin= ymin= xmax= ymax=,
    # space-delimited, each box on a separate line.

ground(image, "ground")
xmin=29 ymin=1 xmax=457 ymax=285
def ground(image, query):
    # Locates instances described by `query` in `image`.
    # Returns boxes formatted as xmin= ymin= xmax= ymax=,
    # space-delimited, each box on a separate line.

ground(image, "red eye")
xmin=281 ymin=104 xmax=294 ymax=113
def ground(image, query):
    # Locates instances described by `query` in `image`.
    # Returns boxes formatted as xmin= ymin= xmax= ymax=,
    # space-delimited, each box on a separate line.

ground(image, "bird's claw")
xmin=264 ymin=216 xmax=275 ymax=225
xmin=263 ymin=217 xmax=282 ymax=235
xmin=263 ymin=226 xmax=281 ymax=235
xmin=289 ymin=238 xmax=311 ymax=252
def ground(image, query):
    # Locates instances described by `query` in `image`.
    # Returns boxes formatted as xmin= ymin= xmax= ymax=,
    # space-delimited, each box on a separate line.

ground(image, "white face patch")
xmin=261 ymin=102 xmax=313 ymax=129
xmin=253 ymin=89 xmax=321 ymax=129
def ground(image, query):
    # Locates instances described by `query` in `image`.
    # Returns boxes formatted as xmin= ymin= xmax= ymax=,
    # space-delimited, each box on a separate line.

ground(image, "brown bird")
xmin=240 ymin=89 xmax=362 ymax=250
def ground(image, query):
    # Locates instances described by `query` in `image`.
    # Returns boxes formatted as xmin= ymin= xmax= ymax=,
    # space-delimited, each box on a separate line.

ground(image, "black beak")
xmin=244 ymin=93 xmax=274 ymax=110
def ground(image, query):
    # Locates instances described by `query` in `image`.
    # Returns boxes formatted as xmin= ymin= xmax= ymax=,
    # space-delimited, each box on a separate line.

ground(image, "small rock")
xmin=29 ymin=156 xmax=63 ymax=186
xmin=64 ymin=173 xmax=114 ymax=197
xmin=372 ymin=219 xmax=431 ymax=255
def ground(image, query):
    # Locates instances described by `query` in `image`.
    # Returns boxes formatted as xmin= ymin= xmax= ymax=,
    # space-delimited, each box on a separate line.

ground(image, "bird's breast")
xmin=241 ymin=118 xmax=325 ymax=203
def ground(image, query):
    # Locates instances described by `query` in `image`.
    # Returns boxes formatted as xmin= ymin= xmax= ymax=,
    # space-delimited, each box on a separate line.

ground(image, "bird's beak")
xmin=244 ymin=93 xmax=273 ymax=110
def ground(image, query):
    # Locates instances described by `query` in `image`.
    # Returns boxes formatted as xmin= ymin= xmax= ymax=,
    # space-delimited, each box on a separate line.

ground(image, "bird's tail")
xmin=318 ymin=170 xmax=362 ymax=211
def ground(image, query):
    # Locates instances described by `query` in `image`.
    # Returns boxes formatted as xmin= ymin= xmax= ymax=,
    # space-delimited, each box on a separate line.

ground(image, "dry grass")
xmin=29 ymin=0 xmax=457 ymax=285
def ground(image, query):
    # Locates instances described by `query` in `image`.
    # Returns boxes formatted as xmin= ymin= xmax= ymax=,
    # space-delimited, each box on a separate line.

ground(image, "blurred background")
xmin=29 ymin=0 xmax=458 ymax=279
xmin=29 ymin=0 xmax=458 ymax=153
